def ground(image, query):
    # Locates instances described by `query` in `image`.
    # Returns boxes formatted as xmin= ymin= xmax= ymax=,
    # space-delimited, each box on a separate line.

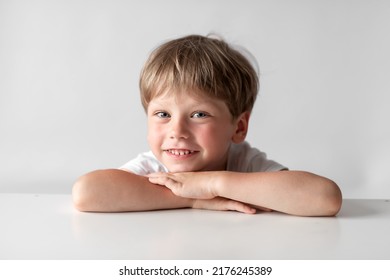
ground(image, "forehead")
xmin=148 ymin=88 xmax=231 ymax=112
xmin=150 ymin=87 xmax=202 ymax=102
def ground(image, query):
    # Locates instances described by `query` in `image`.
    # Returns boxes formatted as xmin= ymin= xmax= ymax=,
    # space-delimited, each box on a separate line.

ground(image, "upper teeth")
xmin=167 ymin=150 xmax=194 ymax=156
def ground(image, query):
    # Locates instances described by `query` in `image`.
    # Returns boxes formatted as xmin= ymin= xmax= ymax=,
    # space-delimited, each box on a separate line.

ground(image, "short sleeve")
xmin=119 ymin=151 xmax=168 ymax=176
xmin=226 ymin=142 xmax=287 ymax=172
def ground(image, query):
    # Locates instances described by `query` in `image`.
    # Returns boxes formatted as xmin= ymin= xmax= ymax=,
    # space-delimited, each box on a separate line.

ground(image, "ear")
xmin=232 ymin=112 xmax=250 ymax=143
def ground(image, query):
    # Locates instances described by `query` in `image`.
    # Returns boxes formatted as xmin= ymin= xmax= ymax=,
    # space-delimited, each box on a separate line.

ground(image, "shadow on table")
xmin=337 ymin=199 xmax=388 ymax=218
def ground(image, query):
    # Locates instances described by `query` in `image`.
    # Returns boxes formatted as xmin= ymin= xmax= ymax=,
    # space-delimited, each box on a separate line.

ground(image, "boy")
xmin=73 ymin=34 xmax=342 ymax=216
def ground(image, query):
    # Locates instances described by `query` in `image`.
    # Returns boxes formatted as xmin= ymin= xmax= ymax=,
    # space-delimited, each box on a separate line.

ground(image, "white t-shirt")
xmin=120 ymin=141 xmax=287 ymax=175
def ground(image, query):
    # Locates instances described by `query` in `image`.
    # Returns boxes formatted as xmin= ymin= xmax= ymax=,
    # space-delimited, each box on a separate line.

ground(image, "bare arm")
xmin=72 ymin=169 xmax=191 ymax=212
xmin=148 ymin=170 xmax=343 ymax=216
xmin=216 ymin=171 xmax=342 ymax=216
xmin=72 ymin=169 xmax=256 ymax=213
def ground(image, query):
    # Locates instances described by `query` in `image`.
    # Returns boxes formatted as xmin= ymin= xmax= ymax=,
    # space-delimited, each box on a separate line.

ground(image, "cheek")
xmin=196 ymin=123 xmax=234 ymax=146
xmin=147 ymin=123 xmax=162 ymax=147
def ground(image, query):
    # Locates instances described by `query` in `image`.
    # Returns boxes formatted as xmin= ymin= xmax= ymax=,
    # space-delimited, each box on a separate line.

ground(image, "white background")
xmin=0 ymin=0 xmax=389 ymax=198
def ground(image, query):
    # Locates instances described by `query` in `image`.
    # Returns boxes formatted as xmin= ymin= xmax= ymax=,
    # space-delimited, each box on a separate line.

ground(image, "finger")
xmin=148 ymin=175 xmax=184 ymax=196
xmin=147 ymin=172 xmax=170 ymax=179
xmin=148 ymin=173 xmax=180 ymax=185
xmin=224 ymin=200 xmax=257 ymax=214
xmin=147 ymin=175 xmax=168 ymax=185
xmin=193 ymin=198 xmax=256 ymax=214
xmin=246 ymin=203 xmax=272 ymax=212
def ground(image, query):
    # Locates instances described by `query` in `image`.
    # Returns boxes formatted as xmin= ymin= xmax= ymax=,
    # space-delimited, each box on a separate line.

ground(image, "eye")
xmin=191 ymin=111 xmax=209 ymax=118
xmin=155 ymin=111 xmax=171 ymax=118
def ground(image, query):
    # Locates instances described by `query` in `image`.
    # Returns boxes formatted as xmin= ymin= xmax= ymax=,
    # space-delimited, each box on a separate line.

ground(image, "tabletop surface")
xmin=1 ymin=193 xmax=389 ymax=260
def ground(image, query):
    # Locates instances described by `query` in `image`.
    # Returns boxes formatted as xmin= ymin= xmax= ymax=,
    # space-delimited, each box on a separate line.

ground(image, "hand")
xmin=147 ymin=171 xmax=218 ymax=199
xmin=193 ymin=197 xmax=257 ymax=214
xmin=147 ymin=171 xmax=264 ymax=214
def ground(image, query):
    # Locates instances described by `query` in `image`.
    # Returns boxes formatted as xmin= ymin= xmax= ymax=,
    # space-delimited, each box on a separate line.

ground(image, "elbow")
xmin=72 ymin=172 xmax=97 ymax=212
xmin=320 ymin=179 xmax=343 ymax=217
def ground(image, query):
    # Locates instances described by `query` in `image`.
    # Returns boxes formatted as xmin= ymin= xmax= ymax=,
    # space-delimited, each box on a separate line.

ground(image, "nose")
xmin=169 ymin=117 xmax=190 ymax=139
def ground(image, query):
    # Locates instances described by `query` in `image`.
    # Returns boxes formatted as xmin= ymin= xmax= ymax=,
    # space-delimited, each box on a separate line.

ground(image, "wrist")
xmin=213 ymin=171 xmax=230 ymax=197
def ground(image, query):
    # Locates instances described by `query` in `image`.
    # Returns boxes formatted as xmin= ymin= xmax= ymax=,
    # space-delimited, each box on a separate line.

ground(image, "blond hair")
xmin=139 ymin=34 xmax=259 ymax=119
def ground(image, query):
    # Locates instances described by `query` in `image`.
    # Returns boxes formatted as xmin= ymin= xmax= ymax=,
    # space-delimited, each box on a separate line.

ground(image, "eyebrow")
xmin=147 ymin=93 xmax=230 ymax=115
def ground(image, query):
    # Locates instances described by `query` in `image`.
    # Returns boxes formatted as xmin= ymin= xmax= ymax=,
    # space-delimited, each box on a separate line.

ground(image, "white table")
xmin=1 ymin=194 xmax=389 ymax=259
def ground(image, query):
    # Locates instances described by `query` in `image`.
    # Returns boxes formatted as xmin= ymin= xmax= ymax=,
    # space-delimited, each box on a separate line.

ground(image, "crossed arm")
xmin=72 ymin=169 xmax=342 ymax=216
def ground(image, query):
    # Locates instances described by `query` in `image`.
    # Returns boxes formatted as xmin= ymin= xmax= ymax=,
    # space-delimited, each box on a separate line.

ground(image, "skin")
xmin=73 ymin=89 xmax=342 ymax=216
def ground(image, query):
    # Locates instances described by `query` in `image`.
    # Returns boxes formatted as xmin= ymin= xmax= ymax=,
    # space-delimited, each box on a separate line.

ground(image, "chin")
xmin=167 ymin=167 xmax=195 ymax=173
xmin=165 ymin=164 xmax=200 ymax=173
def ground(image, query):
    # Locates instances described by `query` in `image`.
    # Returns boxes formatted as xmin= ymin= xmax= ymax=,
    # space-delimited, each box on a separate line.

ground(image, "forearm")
xmin=215 ymin=171 xmax=342 ymax=216
xmin=72 ymin=169 xmax=192 ymax=212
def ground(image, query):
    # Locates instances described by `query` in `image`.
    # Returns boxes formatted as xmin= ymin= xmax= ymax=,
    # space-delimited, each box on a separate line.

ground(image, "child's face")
xmin=147 ymin=89 xmax=245 ymax=172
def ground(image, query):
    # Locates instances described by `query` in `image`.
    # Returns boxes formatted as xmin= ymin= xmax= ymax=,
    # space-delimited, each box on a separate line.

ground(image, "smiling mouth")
xmin=164 ymin=149 xmax=197 ymax=156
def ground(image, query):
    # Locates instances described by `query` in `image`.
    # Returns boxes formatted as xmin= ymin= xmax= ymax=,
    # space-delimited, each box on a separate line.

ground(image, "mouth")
xmin=164 ymin=149 xmax=198 ymax=156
